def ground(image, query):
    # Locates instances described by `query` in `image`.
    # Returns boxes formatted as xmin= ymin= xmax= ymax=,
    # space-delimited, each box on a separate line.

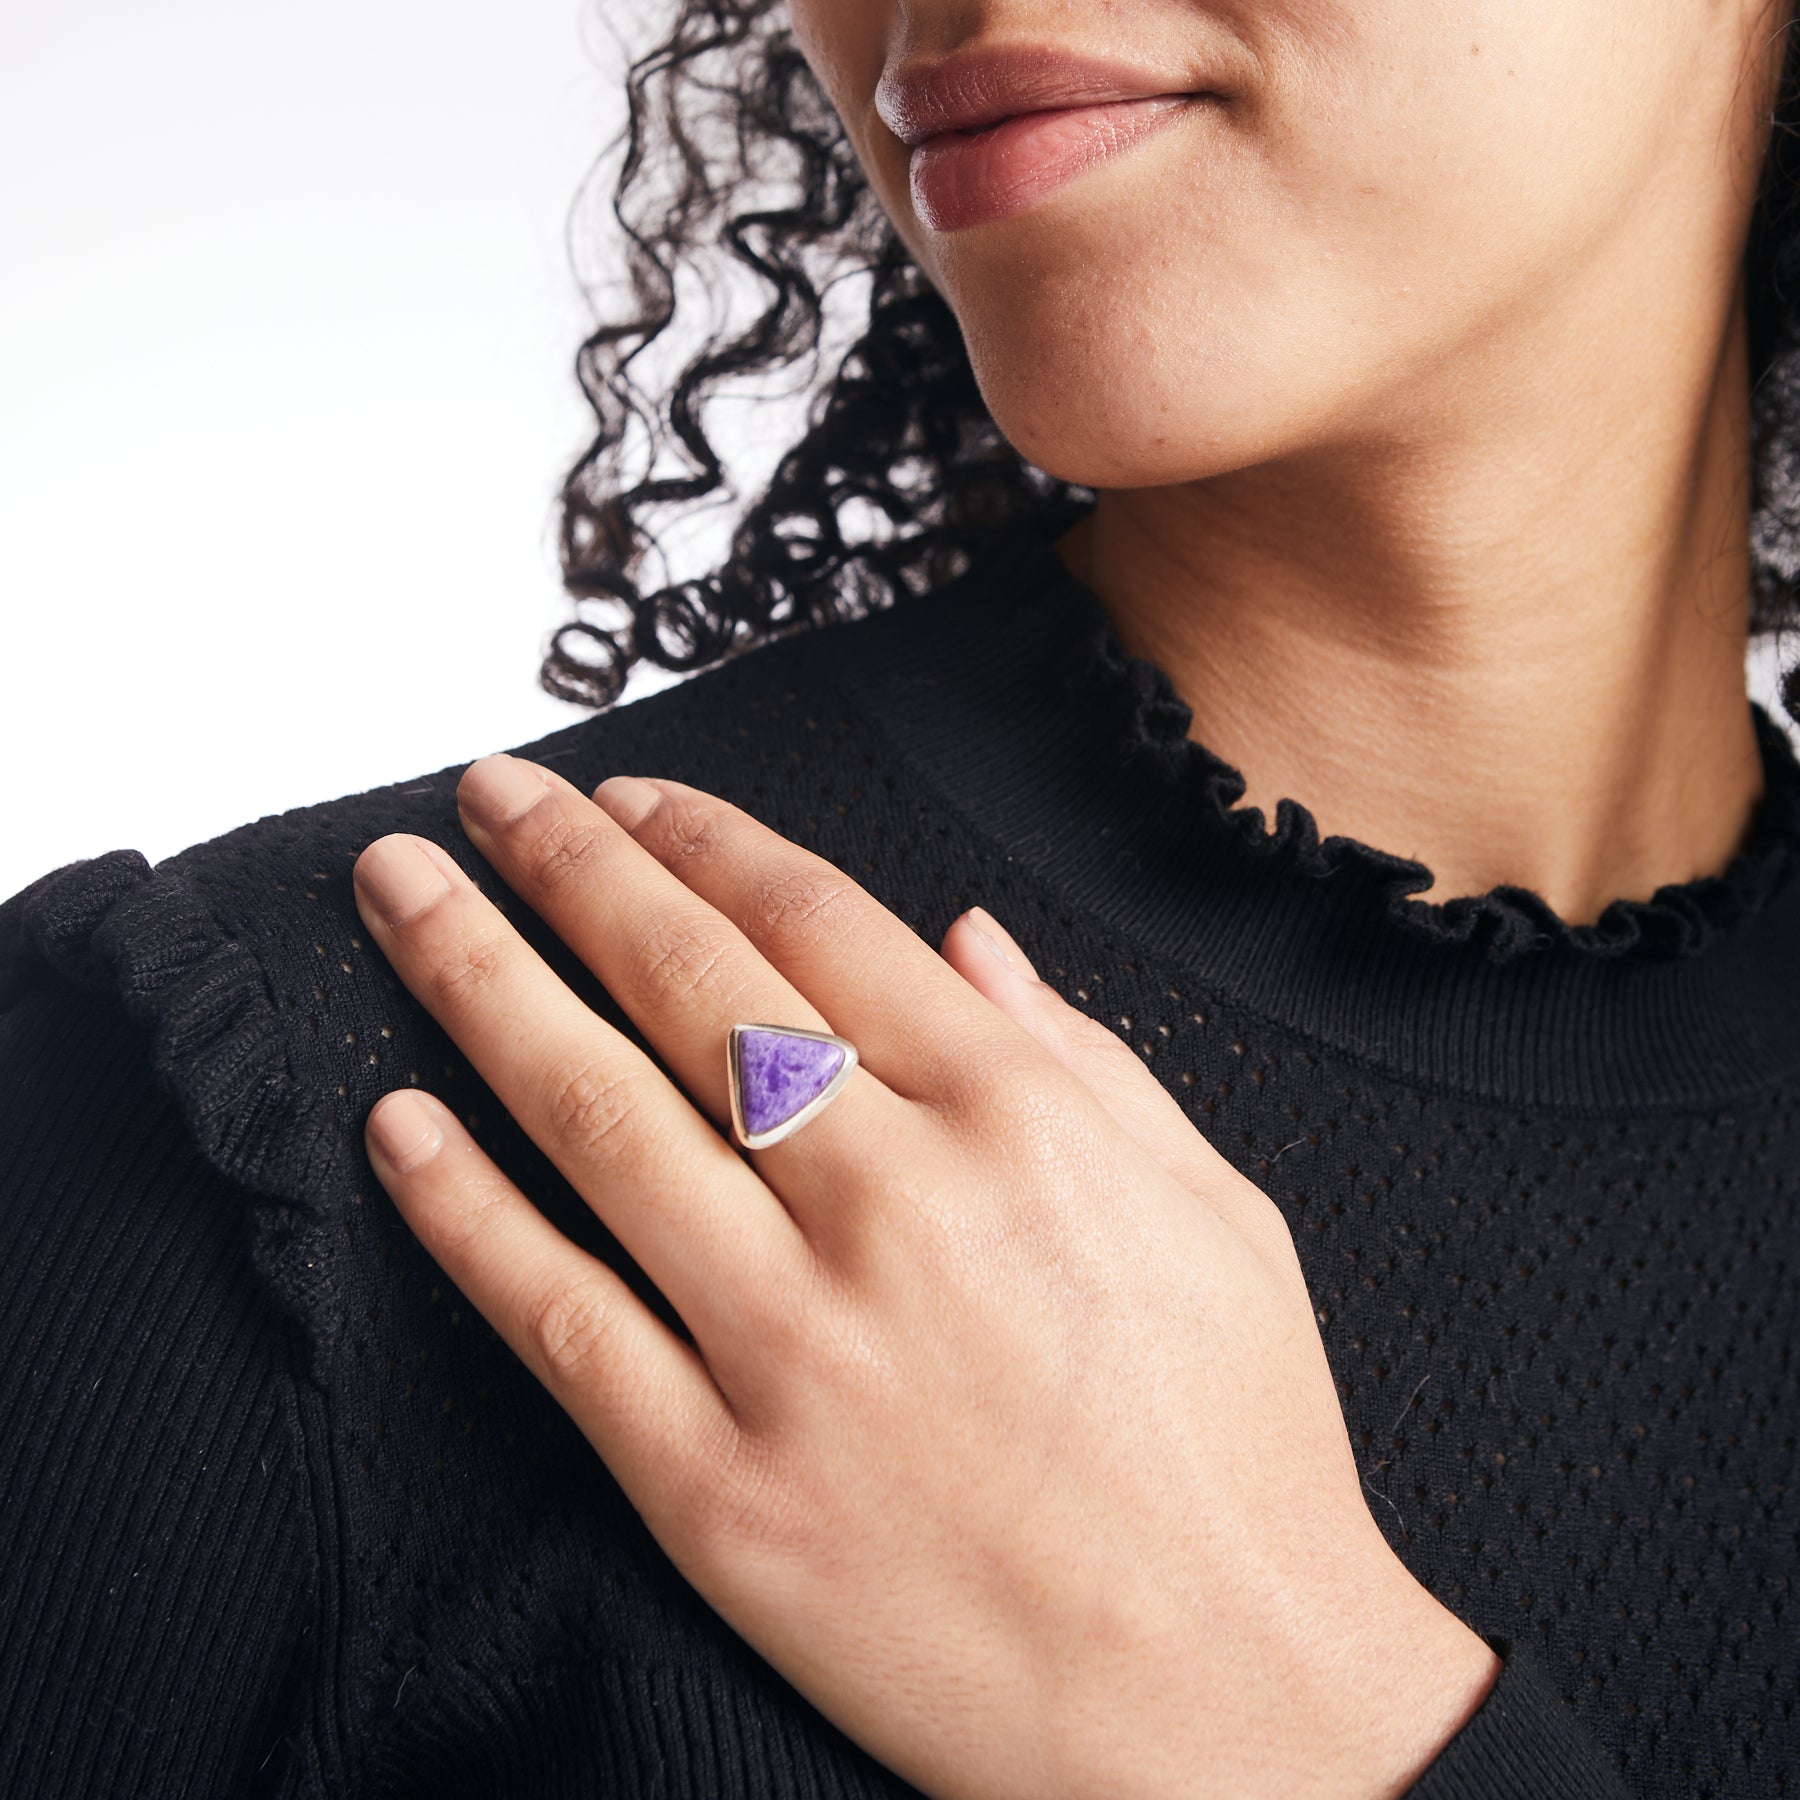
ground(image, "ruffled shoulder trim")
xmin=0 ymin=647 xmax=839 ymax=1367
xmin=1 ymin=849 xmax=353 ymax=1362
xmin=1077 ymin=597 xmax=1800 ymax=964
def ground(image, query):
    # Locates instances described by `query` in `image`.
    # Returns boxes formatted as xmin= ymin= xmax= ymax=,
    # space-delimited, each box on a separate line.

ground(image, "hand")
xmin=351 ymin=755 xmax=1499 ymax=1800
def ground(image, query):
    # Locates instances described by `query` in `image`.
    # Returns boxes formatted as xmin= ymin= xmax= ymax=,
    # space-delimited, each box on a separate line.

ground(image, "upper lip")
xmin=875 ymin=46 xmax=1205 ymax=149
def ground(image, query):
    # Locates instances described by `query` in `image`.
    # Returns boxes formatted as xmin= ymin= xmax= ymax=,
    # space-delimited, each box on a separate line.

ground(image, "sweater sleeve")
xmin=0 ymin=973 xmax=318 ymax=1798
xmin=1405 ymin=1637 xmax=1634 ymax=1799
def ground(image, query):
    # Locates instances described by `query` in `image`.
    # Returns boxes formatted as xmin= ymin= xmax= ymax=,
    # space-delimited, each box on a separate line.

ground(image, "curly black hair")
xmin=545 ymin=1 xmax=1800 ymax=718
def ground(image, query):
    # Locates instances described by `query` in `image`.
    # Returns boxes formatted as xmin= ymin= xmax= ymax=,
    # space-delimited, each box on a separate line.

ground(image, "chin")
xmin=934 ymin=219 xmax=1338 ymax=490
xmin=962 ymin=324 xmax=1306 ymax=491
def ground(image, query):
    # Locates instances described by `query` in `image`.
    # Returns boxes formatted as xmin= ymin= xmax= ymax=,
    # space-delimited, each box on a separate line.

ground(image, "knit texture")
xmin=2 ymin=527 xmax=1796 ymax=1797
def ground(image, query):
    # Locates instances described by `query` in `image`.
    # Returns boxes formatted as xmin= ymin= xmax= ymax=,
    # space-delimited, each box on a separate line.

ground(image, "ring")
xmin=726 ymin=1022 xmax=859 ymax=1150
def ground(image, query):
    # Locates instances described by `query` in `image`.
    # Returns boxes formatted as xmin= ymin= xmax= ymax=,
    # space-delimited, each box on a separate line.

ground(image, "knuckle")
xmin=991 ymin=1087 xmax=1089 ymax=1191
xmin=1062 ymin=1004 xmax=1134 ymax=1059
xmin=521 ymin=809 xmax=614 ymax=896
xmin=634 ymin=913 xmax=738 ymax=1005
xmin=427 ymin=927 xmax=512 ymax=1006
xmin=430 ymin=1171 xmax=514 ymax=1260
xmin=544 ymin=1059 xmax=643 ymax=1162
xmin=683 ymin=1434 xmax=804 ymax=1568
xmin=1065 ymin=1013 xmax=1155 ymax=1084
xmin=745 ymin=866 xmax=858 ymax=953
xmin=1231 ymin=1178 xmax=1308 ymax=1275
xmin=526 ymin=1277 xmax=619 ymax=1382
xmin=933 ymin=1032 xmax=1045 ymax=1126
xmin=651 ymin=796 xmax=732 ymax=867
xmin=923 ymin=1043 xmax=1096 ymax=1216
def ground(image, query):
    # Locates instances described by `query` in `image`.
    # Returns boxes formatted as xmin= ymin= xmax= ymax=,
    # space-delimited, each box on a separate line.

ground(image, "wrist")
xmin=1314 ymin=1553 xmax=1502 ymax=1800
xmin=1037 ymin=1533 xmax=1501 ymax=1800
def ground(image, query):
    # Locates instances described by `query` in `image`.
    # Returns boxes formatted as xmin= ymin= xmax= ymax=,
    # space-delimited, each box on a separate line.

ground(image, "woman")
xmin=2 ymin=0 xmax=1795 ymax=1794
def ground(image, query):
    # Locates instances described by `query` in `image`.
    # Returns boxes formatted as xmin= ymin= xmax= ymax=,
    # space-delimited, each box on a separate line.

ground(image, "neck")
xmin=1062 ymin=285 xmax=1766 ymax=926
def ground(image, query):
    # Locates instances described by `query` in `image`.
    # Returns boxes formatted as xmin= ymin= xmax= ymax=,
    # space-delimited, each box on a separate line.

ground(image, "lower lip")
xmin=909 ymin=95 xmax=1195 ymax=233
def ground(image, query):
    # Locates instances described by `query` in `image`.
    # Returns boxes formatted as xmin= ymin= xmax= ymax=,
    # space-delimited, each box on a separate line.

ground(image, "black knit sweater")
xmin=3 ymin=527 xmax=1797 ymax=1799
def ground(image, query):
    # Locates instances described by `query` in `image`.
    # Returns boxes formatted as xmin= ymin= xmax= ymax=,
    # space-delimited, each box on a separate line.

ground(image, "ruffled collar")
xmin=1080 ymin=587 xmax=1800 ymax=965
xmin=835 ymin=523 xmax=1800 ymax=1106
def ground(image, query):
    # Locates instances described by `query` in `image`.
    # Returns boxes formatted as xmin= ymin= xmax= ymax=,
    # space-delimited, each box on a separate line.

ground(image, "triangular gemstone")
xmin=734 ymin=1027 xmax=848 ymax=1140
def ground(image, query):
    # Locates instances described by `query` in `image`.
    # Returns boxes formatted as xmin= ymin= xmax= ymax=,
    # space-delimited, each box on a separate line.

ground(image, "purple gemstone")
xmin=736 ymin=1028 xmax=847 ymax=1139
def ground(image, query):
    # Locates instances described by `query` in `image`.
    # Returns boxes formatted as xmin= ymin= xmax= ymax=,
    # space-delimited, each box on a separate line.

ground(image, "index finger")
xmin=363 ymin=1088 xmax=734 ymax=1521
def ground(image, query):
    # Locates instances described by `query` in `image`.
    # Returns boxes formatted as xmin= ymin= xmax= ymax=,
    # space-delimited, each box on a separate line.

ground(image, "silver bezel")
xmin=726 ymin=1022 xmax=859 ymax=1150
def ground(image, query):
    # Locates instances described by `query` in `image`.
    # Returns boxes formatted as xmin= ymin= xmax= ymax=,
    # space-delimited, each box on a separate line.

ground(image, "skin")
xmin=794 ymin=0 xmax=1792 ymax=919
xmin=355 ymin=770 xmax=1497 ymax=1798
xmin=352 ymin=1 xmax=1793 ymax=1793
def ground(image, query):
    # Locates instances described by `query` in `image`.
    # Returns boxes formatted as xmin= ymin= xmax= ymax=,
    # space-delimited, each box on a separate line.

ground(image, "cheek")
xmin=918 ymin=6 xmax=1670 ymax=488
xmin=788 ymin=0 xmax=929 ymax=268
xmin=925 ymin=111 xmax=1444 ymax=486
xmin=787 ymin=1 xmax=904 ymax=177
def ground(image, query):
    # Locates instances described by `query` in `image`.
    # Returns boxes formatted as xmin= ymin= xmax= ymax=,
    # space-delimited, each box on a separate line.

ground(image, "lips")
xmin=876 ymin=47 xmax=1211 ymax=233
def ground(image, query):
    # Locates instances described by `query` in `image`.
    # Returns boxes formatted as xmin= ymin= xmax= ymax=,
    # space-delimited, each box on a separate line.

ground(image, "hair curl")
xmin=546 ymin=1 xmax=1800 ymax=719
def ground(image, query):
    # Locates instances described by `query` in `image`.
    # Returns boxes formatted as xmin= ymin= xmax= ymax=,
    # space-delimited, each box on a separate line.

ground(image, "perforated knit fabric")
xmin=2 ymin=527 xmax=1796 ymax=1798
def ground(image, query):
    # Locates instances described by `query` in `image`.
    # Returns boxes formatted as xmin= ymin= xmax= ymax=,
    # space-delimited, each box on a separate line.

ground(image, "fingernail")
xmin=355 ymin=836 xmax=452 ymax=927
xmin=367 ymin=1090 xmax=444 ymax=1173
xmin=459 ymin=755 xmax=552 ymax=829
xmin=967 ymin=907 xmax=1038 ymax=978
xmin=593 ymin=775 xmax=662 ymax=831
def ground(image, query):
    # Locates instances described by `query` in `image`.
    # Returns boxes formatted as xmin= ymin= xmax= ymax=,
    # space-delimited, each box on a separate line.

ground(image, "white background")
xmin=2 ymin=4 xmax=1794 ymax=905
xmin=0 ymin=0 xmax=646 ymax=904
